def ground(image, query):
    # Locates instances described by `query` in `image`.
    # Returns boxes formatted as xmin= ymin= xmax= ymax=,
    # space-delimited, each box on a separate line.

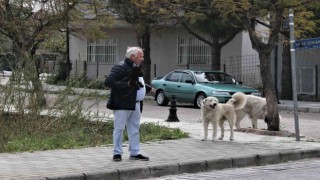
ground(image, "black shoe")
xmin=129 ymin=154 xmax=149 ymax=161
xmin=113 ymin=154 xmax=122 ymax=161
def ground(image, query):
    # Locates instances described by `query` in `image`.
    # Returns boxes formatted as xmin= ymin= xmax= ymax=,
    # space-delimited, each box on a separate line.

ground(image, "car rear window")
xmin=194 ymin=71 xmax=236 ymax=84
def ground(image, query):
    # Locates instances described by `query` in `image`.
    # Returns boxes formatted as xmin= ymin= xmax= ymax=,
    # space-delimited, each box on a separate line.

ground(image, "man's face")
xmin=131 ymin=51 xmax=144 ymax=65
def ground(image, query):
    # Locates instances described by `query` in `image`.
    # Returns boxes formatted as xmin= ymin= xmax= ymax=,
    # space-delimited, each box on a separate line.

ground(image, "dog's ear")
xmin=132 ymin=66 xmax=143 ymax=77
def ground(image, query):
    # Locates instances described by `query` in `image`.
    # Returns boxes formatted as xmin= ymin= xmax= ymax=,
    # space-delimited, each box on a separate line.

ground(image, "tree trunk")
xmin=259 ymin=53 xmax=280 ymax=131
xmin=137 ymin=26 xmax=151 ymax=85
xmin=210 ymin=37 xmax=221 ymax=70
xmin=14 ymin=43 xmax=47 ymax=108
xmin=281 ymin=40 xmax=293 ymax=100
xmin=31 ymin=58 xmax=47 ymax=107
xmin=210 ymin=46 xmax=221 ymax=70
xmin=56 ymin=59 xmax=72 ymax=82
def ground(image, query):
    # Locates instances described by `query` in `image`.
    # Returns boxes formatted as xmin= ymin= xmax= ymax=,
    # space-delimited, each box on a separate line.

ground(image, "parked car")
xmin=151 ymin=69 xmax=261 ymax=108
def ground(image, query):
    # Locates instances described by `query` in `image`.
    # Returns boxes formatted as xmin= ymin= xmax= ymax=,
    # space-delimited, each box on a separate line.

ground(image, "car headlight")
xmin=251 ymin=91 xmax=262 ymax=96
xmin=212 ymin=91 xmax=230 ymax=95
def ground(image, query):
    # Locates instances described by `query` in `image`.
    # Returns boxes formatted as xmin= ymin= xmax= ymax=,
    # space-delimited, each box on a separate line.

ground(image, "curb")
xmin=46 ymin=148 xmax=320 ymax=180
xmin=278 ymin=105 xmax=320 ymax=113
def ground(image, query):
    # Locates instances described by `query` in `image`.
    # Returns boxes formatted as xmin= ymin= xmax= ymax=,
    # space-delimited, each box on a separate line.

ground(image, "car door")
xmin=163 ymin=71 xmax=183 ymax=99
xmin=175 ymin=72 xmax=196 ymax=101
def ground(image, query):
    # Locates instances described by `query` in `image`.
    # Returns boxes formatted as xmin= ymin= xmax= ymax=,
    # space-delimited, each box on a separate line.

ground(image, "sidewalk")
xmin=1 ymin=116 xmax=320 ymax=180
xmin=278 ymin=100 xmax=320 ymax=113
xmin=1 ymin=77 xmax=320 ymax=179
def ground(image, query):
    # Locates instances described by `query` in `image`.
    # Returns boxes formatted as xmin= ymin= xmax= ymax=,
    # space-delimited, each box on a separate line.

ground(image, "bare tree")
xmin=0 ymin=0 xmax=112 ymax=107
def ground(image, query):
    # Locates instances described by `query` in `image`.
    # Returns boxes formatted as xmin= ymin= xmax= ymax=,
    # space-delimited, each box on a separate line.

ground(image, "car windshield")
xmin=194 ymin=71 xmax=237 ymax=84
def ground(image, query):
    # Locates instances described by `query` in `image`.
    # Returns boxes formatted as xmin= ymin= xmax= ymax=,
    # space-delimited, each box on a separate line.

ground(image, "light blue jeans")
xmin=113 ymin=102 xmax=141 ymax=156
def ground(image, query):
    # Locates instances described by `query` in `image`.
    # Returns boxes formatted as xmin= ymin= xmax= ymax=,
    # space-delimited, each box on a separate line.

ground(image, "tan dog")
xmin=227 ymin=94 xmax=267 ymax=129
xmin=201 ymin=92 xmax=247 ymax=141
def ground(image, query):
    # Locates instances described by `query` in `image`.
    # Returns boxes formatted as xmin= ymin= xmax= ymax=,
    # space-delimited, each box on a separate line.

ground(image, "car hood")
xmin=200 ymin=83 xmax=258 ymax=92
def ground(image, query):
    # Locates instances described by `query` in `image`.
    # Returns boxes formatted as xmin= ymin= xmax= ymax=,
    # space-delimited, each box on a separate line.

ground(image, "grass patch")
xmin=0 ymin=113 xmax=189 ymax=153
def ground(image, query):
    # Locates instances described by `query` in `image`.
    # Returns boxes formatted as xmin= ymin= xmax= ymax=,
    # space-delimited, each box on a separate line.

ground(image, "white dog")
xmin=200 ymin=92 xmax=247 ymax=141
xmin=227 ymin=94 xmax=267 ymax=129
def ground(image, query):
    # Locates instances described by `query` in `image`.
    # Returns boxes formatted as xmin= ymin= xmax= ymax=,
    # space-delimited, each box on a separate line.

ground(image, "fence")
xmin=185 ymin=54 xmax=262 ymax=89
xmin=222 ymin=54 xmax=262 ymax=88
xmin=0 ymin=53 xmax=61 ymax=74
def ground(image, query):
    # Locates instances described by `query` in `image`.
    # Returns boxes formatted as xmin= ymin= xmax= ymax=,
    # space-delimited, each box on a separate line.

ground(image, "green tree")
xmin=176 ymin=0 xmax=245 ymax=70
xmin=214 ymin=0 xmax=318 ymax=131
xmin=109 ymin=0 xmax=173 ymax=84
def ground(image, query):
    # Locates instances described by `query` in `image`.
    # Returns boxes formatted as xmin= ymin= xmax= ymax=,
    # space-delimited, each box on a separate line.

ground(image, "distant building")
xmin=69 ymin=19 xmax=259 ymax=85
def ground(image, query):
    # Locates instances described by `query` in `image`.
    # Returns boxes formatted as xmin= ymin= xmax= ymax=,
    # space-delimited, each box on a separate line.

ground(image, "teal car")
xmin=151 ymin=69 xmax=261 ymax=108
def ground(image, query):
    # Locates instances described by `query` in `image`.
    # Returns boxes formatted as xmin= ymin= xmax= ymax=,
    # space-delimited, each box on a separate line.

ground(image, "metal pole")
xmin=289 ymin=9 xmax=300 ymax=141
xmin=315 ymin=65 xmax=318 ymax=99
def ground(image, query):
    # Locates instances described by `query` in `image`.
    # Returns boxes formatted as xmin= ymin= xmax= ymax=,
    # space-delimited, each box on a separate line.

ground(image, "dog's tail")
xmin=227 ymin=92 xmax=247 ymax=110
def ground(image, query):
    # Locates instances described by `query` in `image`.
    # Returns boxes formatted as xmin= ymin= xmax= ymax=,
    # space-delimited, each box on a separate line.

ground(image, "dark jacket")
xmin=105 ymin=58 xmax=152 ymax=111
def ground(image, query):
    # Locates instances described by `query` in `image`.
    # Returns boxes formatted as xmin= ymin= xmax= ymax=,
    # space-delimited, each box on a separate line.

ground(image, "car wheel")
xmin=156 ymin=90 xmax=169 ymax=106
xmin=194 ymin=93 xmax=206 ymax=108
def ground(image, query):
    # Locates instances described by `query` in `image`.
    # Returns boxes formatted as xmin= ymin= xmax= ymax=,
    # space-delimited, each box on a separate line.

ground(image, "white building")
xmin=69 ymin=20 xmax=261 ymax=87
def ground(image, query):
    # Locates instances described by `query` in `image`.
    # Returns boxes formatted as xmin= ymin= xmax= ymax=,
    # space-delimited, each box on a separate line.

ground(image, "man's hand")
xmin=149 ymin=88 xmax=156 ymax=96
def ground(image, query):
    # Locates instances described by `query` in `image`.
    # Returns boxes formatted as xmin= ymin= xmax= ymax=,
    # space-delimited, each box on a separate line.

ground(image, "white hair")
xmin=126 ymin=47 xmax=143 ymax=58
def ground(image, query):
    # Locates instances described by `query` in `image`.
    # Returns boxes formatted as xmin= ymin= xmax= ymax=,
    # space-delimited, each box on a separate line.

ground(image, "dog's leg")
xmin=250 ymin=118 xmax=258 ymax=129
xmin=211 ymin=121 xmax=218 ymax=141
xmin=235 ymin=111 xmax=245 ymax=129
xmin=235 ymin=119 xmax=241 ymax=129
xmin=218 ymin=120 xmax=224 ymax=140
xmin=229 ymin=118 xmax=235 ymax=141
xmin=201 ymin=121 xmax=209 ymax=141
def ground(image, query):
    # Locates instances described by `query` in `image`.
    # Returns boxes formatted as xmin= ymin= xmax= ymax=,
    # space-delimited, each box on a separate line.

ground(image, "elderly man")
xmin=105 ymin=47 xmax=155 ymax=162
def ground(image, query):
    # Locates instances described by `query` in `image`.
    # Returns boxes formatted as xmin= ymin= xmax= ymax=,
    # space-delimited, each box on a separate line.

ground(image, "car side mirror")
xmin=185 ymin=80 xmax=194 ymax=84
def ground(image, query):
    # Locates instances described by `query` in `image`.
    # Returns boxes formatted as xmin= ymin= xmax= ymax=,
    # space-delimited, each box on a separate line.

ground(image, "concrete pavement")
xmin=1 ymin=116 xmax=320 ymax=180
xmin=278 ymin=100 xmax=320 ymax=113
xmin=1 ymin=112 xmax=320 ymax=180
xmin=1 ymin=77 xmax=320 ymax=179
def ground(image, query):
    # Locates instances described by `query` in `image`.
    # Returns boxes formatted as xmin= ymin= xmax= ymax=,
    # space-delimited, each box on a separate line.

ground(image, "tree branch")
xmin=181 ymin=21 xmax=212 ymax=45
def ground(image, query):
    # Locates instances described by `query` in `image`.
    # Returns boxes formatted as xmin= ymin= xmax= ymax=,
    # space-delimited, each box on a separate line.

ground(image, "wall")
xmin=69 ymin=28 xmax=137 ymax=80
xmin=150 ymin=27 xmax=192 ymax=78
xmin=296 ymin=48 xmax=320 ymax=100
xmin=69 ymin=26 xmax=260 ymax=85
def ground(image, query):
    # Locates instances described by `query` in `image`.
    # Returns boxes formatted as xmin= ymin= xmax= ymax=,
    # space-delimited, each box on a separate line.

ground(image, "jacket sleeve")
xmin=105 ymin=64 xmax=130 ymax=90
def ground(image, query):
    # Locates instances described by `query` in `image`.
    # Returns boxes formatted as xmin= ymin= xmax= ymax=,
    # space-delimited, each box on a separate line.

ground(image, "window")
xmin=165 ymin=72 xmax=182 ymax=82
xmin=87 ymin=38 xmax=119 ymax=63
xmin=177 ymin=37 xmax=211 ymax=64
xmin=180 ymin=72 xmax=194 ymax=83
xmin=194 ymin=71 xmax=236 ymax=84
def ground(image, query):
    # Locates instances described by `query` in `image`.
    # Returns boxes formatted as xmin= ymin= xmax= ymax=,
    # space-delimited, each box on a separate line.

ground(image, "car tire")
xmin=194 ymin=93 xmax=206 ymax=108
xmin=156 ymin=90 xmax=169 ymax=106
